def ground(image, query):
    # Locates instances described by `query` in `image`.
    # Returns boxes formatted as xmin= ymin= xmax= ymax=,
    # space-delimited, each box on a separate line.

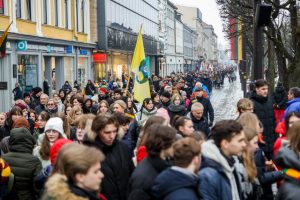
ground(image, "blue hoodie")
xmin=152 ymin=167 xmax=201 ymax=200
xmin=284 ymin=97 xmax=300 ymax=119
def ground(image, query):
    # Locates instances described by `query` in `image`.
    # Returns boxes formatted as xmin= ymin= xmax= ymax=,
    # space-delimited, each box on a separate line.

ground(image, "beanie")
xmin=33 ymin=87 xmax=42 ymax=94
xmin=50 ymin=138 xmax=72 ymax=165
xmin=44 ymin=117 xmax=65 ymax=136
xmin=15 ymin=103 xmax=27 ymax=111
xmin=99 ymin=87 xmax=107 ymax=94
xmin=12 ymin=117 xmax=30 ymax=130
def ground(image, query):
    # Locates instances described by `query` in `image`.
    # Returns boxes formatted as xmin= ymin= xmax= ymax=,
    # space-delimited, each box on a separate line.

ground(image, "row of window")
xmin=107 ymin=1 xmax=158 ymax=38
xmin=0 ymin=0 xmax=87 ymax=33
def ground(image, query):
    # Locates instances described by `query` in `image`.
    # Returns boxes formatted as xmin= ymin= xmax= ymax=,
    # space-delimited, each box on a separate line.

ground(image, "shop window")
xmin=18 ymin=55 xmax=38 ymax=93
xmin=0 ymin=0 xmax=4 ymax=15
xmin=77 ymin=57 xmax=87 ymax=86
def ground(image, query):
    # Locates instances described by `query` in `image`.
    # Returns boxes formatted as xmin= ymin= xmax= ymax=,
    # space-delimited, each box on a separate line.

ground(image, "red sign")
xmin=93 ymin=53 xmax=106 ymax=63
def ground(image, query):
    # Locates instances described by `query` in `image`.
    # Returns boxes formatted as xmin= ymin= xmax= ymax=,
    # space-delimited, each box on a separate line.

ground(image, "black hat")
xmin=23 ymin=92 xmax=30 ymax=98
xmin=114 ymin=88 xmax=122 ymax=95
xmin=32 ymin=87 xmax=42 ymax=94
xmin=161 ymin=91 xmax=171 ymax=99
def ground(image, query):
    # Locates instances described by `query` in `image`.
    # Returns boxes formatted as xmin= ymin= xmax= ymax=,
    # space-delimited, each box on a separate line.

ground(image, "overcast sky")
xmin=170 ymin=0 xmax=227 ymax=46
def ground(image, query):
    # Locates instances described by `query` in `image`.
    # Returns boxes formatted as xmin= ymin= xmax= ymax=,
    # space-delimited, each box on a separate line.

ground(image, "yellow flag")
xmin=131 ymin=26 xmax=150 ymax=103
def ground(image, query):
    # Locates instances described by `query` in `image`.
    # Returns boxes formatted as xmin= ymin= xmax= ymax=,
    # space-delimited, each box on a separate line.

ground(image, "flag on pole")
xmin=0 ymin=22 xmax=12 ymax=58
xmin=131 ymin=26 xmax=150 ymax=103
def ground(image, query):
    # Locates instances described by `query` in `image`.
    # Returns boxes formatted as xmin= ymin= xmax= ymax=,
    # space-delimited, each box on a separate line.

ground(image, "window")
xmin=0 ymin=0 xmax=4 ymax=15
xmin=26 ymin=0 xmax=31 ymax=20
xmin=76 ymin=0 xmax=79 ymax=31
xmin=54 ymin=0 xmax=59 ymax=26
xmin=81 ymin=0 xmax=85 ymax=32
xmin=64 ymin=0 xmax=69 ymax=28
xmin=43 ymin=0 xmax=48 ymax=24
xmin=16 ymin=0 xmax=21 ymax=18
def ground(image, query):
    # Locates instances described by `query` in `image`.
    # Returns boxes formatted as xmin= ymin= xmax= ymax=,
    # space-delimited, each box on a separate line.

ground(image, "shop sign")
xmin=0 ymin=82 xmax=7 ymax=90
xmin=93 ymin=53 xmax=106 ymax=63
xmin=66 ymin=45 xmax=73 ymax=54
xmin=80 ymin=49 xmax=88 ymax=55
xmin=16 ymin=41 xmax=27 ymax=51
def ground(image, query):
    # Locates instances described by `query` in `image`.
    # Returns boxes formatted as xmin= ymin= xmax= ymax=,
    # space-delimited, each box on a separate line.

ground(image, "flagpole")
xmin=124 ymin=24 xmax=143 ymax=96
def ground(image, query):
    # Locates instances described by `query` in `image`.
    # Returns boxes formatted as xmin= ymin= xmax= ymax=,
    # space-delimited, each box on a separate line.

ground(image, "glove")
xmin=208 ymin=122 xmax=213 ymax=127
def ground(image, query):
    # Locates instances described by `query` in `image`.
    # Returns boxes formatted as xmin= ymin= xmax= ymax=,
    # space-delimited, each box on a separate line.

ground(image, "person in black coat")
xmin=84 ymin=114 xmax=134 ymax=200
xmin=188 ymin=88 xmax=214 ymax=126
xmin=167 ymin=94 xmax=186 ymax=124
xmin=273 ymin=82 xmax=288 ymax=124
xmin=128 ymin=125 xmax=176 ymax=200
xmin=250 ymin=79 xmax=276 ymax=159
xmin=12 ymin=82 xmax=23 ymax=101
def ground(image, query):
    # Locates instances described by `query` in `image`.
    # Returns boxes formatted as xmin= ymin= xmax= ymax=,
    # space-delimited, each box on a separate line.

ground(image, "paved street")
xmin=211 ymin=72 xmax=244 ymax=123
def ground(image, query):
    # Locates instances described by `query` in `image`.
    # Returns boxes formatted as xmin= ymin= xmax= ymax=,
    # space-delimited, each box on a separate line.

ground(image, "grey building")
xmin=183 ymin=24 xmax=198 ymax=72
xmin=96 ymin=0 xmax=160 ymax=80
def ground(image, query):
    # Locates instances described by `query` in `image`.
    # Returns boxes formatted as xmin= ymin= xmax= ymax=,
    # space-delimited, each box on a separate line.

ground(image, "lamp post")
xmin=253 ymin=0 xmax=263 ymax=80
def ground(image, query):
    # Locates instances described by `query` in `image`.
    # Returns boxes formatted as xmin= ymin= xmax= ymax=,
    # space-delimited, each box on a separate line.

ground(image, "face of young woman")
xmin=11 ymin=113 xmax=22 ymax=122
xmin=145 ymin=101 xmax=154 ymax=110
xmin=174 ymin=97 xmax=181 ymax=106
xmin=73 ymin=99 xmax=81 ymax=107
xmin=76 ymin=162 xmax=104 ymax=192
xmin=38 ymin=116 xmax=47 ymax=129
xmin=22 ymin=109 xmax=28 ymax=118
xmin=29 ymin=113 xmax=36 ymax=122
xmin=76 ymin=126 xmax=86 ymax=142
xmin=0 ymin=114 xmax=6 ymax=126
xmin=45 ymin=129 xmax=60 ymax=143
xmin=180 ymin=120 xmax=194 ymax=136
xmin=99 ymin=103 xmax=108 ymax=113
xmin=248 ymin=135 xmax=259 ymax=155
xmin=65 ymin=107 xmax=72 ymax=116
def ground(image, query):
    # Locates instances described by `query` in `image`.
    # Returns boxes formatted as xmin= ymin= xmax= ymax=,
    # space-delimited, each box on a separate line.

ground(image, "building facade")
xmin=95 ymin=0 xmax=160 ymax=81
xmin=203 ymin=23 xmax=218 ymax=67
xmin=0 ymin=0 xmax=94 ymax=112
xmin=174 ymin=12 xmax=184 ymax=73
xmin=183 ymin=24 xmax=197 ymax=72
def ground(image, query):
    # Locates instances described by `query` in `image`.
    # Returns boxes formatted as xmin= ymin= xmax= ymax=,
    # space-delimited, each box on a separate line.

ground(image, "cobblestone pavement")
xmin=210 ymin=72 xmax=244 ymax=123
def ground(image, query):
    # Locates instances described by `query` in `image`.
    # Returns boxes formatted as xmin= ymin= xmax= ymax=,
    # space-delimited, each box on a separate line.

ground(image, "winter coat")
xmin=62 ymin=84 xmax=72 ymax=94
xmin=13 ymin=86 xmax=23 ymax=101
xmin=284 ymin=97 xmax=300 ymax=119
xmin=33 ymin=145 xmax=51 ymax=168
xmin=254 ymin=149 xmax=282 ymax=200
xmin=84 ymin=137 xmax=134 ymax=200
xmin=275 ymin=145 xmax=300 ymax=200
xmin=188 ymin=96 xmax=214 ymax=124
xmin=35 ymin=104 xmax=47 ymax=115
xmin=250 ymin=93 xmax=276 ymax=154
xmin=272 ymin=85 xmax=287 ymax=109
xmin=186 ymin=112 xmax=210 ymax=137
xmin=137 ymin=108 xmax=157 ymax=125
xmin=42 ymin=173 xmax=103 ymax=200
xmin=152 ymin=167 xmax=201 ymax=200
xmin=128 ymin=156 xmax=170 ymax=200
xmin=198 ymin=140 xmax=242 ymax=200
xmin=167 ymin=104 xmax=186 ymax=124
xmin=2 ymin=127 xmax=42 ymax=200
xmin=85 ymin=83 xmax=96 ymax=96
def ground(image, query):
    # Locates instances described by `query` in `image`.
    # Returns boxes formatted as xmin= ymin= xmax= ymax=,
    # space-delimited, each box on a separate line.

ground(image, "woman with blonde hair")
xmin=67 ymin=105 xmax=83 ymax=127
xmin=168 ymin=93 xmax=186 ymax=124
xmin=236 ymin=98 xmax=254 ymax=118
xmin=73 ymin=114 xmax=95 ymax=143
xmin=97 ymin=100 xmax=109 ymax=115
xmin=42 ymin=143 xmax=106 ymax=200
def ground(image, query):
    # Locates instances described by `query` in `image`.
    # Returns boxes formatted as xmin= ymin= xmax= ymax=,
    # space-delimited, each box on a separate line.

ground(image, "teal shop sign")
xmin=16 ymin=41 xmax=27 ymax=51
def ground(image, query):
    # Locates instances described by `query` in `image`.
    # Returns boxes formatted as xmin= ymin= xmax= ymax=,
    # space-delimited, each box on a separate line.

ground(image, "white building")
xmin=175 ymin=12 xmax=184 ymax=73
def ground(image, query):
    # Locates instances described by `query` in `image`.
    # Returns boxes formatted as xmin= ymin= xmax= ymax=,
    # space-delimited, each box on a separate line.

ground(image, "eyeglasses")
xmin=47 ymin=103 xmax=55 ymax=106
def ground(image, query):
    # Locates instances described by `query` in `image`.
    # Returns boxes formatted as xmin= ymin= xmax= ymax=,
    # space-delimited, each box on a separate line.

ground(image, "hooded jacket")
xmin=284 ymin=97 xmax=300 ymax=119
xmin=84 ymin=137 xmax=134 ymax=200
xmin=152 ymin=166 xmax=201 ymax=200
xmin=275 ymin=145 xmax=300 ymax=200
xmin=250 ymin=92 xmax=276 ymax=154
xmin=198 ymin=140 xmax=242 ymax=200
xmin=2 ymin=128 xmax=42 ymax=200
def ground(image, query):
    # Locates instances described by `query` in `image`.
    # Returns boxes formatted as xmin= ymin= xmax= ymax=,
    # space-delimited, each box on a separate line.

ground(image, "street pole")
xmin=253 ymin=0 xmax=263 ymax=80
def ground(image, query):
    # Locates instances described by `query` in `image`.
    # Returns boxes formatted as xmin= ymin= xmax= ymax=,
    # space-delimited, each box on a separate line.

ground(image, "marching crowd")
xmin=0 ymin=69 xmax=299 ymax=200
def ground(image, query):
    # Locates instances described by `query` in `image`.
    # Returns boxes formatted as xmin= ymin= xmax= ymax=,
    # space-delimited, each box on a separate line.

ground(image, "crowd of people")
xmin=0 ymin=69 xmax=299 ymax=200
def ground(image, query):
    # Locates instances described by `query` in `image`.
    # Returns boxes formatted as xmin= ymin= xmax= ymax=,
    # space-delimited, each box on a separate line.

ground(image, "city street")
xmin=211 ymin=72 xmax=243 ymax=123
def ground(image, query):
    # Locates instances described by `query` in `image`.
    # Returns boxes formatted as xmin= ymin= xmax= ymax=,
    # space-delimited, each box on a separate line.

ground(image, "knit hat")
xmin=15 ymin=103 xmax=27 ymax=111
xmin=161 ymin=91 xmax=171 ymax=99
xmin=50 ymin=138 xmax=72 ymax=165
xmin=32 ymin=87 xmax=42 ymax=94
xmin=99 ymin=87 xmax=107 ymax=94
xmin=44 ymin=117 xmax=65 ymax=136
xmin=12 ymin=117 xmax=30 ymax=130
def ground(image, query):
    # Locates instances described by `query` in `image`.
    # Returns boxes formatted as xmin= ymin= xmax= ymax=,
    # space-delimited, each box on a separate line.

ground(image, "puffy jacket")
xmin=167 ymin=104 xmax=186 ymax=124
xmin=284 ymin=98 xmax=300 ymax=119
xmin=275 ymin=145 xmax=300 ymax=200
xmin=84 ymin=138 xmax=134 ymax=200
xmin=128 ymin=156 xmax=170 ymax=200
xmin=2 ymin=128 xmax=42 ymax=200
xmin=250 ymin=93 xmax=276 ymax=154
xmin=198 ymin=140 xmax=242 ymax=200
xmin=152 ymin=167 xmax=201 ymax=200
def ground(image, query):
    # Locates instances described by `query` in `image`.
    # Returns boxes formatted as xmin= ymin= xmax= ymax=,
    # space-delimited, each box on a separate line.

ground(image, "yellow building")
xmin=0 ymin=0 xmax=95 ymax=111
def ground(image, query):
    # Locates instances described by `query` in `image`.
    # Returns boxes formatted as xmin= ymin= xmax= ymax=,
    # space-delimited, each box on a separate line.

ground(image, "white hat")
xmin=44 ymin=117 xmax=65 ymax=137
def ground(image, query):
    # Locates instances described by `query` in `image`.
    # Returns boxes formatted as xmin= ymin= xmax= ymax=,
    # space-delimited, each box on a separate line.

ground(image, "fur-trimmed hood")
xmin=42 ymin=173 xmax=88 ymax=200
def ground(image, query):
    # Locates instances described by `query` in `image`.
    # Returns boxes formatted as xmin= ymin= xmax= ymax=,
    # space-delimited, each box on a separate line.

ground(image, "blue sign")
xmin=79 ymin=49 xmax=88 ymax=55
xmin=16 ymin=41 xmax=27 ymax=51
xmin=66 ymin=45 xmax=73 ymax=53
xmin=47 ymin=45 xmax=53 ymax=53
